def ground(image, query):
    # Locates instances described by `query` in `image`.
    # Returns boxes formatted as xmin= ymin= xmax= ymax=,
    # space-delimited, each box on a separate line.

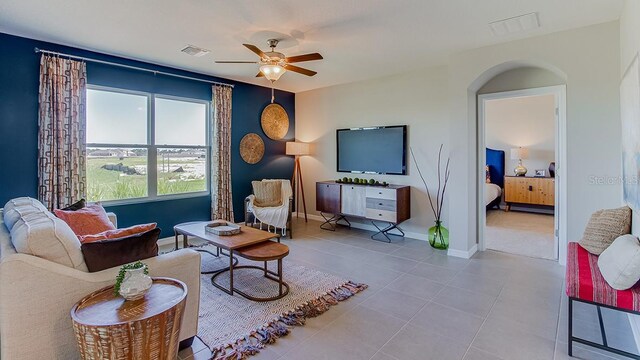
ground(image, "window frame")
xmin=86 ymin=85 xmax=211 ymax=206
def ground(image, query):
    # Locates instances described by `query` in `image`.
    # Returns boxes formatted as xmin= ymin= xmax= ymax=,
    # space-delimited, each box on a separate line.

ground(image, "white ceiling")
xmin=0 ymin=0 xmax=624 ymax=93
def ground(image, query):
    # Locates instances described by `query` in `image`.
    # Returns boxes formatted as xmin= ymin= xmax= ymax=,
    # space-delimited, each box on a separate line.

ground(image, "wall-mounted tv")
xmin=337 ymin=125 xmax=407 ymax=175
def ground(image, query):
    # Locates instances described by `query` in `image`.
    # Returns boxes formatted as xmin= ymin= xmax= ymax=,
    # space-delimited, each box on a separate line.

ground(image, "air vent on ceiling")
xmin=181 ymin=45 xmax=210 ymax=57
xmin=489 ymin=12 xmax=540 ymax=36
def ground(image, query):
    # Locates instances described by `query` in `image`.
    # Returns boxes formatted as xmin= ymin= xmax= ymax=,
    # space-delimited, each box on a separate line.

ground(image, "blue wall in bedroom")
xmin=0 ymin=32 xmax=295 ymax=237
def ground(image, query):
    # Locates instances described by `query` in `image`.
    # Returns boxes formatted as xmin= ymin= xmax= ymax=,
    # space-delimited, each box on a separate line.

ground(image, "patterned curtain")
xmin=211 ymin=84 xmax=234 ymax=221
xmin=38 ymin=55 xmax=87 ymax=210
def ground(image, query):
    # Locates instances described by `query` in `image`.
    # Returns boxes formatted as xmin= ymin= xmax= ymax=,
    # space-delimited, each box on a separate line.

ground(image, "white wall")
xmin=621 ymin=0 xmax=640 ymax=235
xmin=621 ymin=0 xmax=640 ymax=75
xmin=448 ymin=21 xmax=621 ymax=261
xmin=619 ymin=0 xmax=640 ymax=344
xmin=485 ymin=95 xmax=556 ymax=176
xmin=296 ymin=21 xmax=621 ymax=259
xmin=295 ymin=68 xmax=450 ymax=239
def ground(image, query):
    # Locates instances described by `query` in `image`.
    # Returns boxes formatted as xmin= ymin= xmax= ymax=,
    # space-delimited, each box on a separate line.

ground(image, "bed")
xmin=485 ymin=148 xmax=505 ymax=209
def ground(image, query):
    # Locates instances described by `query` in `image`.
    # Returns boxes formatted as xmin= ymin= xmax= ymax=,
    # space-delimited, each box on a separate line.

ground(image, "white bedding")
xmin=485 ymin=183 xmax=502 ymax=206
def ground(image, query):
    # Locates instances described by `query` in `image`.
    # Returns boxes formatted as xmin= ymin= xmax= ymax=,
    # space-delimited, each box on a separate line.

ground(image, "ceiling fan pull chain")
xmin=271 ymin=84 xmax=275 ymax=103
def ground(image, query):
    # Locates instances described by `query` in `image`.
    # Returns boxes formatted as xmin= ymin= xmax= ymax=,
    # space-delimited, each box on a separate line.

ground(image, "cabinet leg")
xmin=505 ymin=204 xmax=511 ymax=212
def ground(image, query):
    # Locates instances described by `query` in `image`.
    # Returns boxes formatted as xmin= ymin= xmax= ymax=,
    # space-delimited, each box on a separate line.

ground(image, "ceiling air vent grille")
xmin=489 ymin=12 xmax=540 ymax=36
xmin=181 ymin=45 xmax=210 ymax=57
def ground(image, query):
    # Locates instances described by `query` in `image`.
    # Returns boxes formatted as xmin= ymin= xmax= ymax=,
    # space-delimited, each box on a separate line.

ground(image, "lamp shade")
xmin=510 ymin=147 xmax=528 ymax=160
xmin=286 ymin=142 xmax=310 ymax=156
xmin=259 ymin=64 xmax=286 ymax=81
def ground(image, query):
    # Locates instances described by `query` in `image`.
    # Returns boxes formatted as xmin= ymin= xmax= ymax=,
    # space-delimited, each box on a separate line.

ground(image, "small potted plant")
xmin=115 ymin=261 xmax=152 ymax=301
xmin=411 ymin=144 xmax=450 ymax=250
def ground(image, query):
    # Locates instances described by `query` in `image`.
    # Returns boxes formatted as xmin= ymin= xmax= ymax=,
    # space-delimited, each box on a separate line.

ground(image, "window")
xmin=86 ymin=87 xmax=209 ymax=203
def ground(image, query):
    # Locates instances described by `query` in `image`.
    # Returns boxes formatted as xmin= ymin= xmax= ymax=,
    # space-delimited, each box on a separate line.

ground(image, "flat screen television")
xmin=337 ymin=125 xmax=407 ymax=175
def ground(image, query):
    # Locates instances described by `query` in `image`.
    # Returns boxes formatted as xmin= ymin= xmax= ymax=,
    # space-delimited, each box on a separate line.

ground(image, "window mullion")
xmin=148 ymin=94 xmax=158 ymax=199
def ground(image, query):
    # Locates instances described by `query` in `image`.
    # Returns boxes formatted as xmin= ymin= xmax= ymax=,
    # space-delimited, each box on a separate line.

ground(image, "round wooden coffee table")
xmin=71 ymin=277 xmax=187 ymax=360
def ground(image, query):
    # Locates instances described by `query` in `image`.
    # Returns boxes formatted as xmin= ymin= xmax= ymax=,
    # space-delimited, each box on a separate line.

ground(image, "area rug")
xmin=195 ymin=245 xmax=367 ymax=359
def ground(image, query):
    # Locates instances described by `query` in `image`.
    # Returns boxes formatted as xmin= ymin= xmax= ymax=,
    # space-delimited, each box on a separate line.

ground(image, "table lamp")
xmin=510 ymin=147 xmax=529 ymax=176
xmin=286 ymin=142 xmax=311 ymax=222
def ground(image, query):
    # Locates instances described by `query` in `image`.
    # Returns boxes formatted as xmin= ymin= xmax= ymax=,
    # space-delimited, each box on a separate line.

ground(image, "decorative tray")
xmin=205 ymin=220 xmax=241 ymax=236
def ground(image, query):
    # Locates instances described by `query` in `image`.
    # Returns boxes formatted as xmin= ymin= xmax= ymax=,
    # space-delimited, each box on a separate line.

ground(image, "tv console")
xmin=315 ymin=181 xmax=410 ymax=242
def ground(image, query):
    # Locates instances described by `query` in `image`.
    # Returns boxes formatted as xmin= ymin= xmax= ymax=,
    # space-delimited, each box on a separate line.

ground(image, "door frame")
xmin=477 ymin=85 xmax=567 ymax=263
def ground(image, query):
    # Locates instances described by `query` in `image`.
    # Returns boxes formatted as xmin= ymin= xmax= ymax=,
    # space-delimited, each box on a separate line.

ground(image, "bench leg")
xmin=568 ymin=297 xmax=573 ymax=357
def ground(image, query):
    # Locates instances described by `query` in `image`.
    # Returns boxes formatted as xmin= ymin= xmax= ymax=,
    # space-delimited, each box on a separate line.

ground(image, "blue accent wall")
xmin=0 ymin=32 xmax=295 ymax=237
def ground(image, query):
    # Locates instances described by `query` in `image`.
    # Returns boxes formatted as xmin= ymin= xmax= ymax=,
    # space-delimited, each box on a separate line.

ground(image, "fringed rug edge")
xmin=207 ymin=281 xmax=368 ymax=360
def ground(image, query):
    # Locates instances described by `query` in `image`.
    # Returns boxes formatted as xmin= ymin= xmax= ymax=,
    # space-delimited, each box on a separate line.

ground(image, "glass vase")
xmin=428 ymin=221 xmax=449 ymax=250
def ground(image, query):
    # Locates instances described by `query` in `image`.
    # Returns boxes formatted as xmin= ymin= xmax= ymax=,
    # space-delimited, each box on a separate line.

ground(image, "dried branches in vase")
xmin=410 ymin=144 xmax=451 ymax=249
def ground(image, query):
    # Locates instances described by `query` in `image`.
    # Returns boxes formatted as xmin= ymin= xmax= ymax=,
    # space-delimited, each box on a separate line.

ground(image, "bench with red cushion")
xmin=566 ymin=241 xmax=640 ymax=359
xmin=566 ymin=241 xmax=640 ymax=311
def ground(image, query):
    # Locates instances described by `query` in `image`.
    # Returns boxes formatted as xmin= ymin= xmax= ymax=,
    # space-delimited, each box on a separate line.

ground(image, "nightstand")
xmin=504 ymin=176 xmax=555 ymax=211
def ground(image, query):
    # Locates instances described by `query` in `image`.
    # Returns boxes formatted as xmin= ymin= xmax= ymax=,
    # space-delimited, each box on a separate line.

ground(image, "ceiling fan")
xmin=215 ymin=39 xmax=323 ymax=82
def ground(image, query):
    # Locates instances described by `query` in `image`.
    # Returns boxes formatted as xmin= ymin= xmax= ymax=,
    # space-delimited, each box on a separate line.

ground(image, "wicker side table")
xmin=71 ymin=277 xmax=187 ymax=360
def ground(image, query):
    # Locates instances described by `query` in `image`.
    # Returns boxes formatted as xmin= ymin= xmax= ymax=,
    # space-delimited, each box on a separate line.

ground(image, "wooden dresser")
xmin=504 ymin=176 xmax=555 ymax=211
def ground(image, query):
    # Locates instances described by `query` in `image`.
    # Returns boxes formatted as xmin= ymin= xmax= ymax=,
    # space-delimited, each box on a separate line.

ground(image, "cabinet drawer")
xmin=366 ymin=187 xmax=396 ymax=200
xmin=366 ymin=208 xmax=397 ymax=223
xmin=366 ymin=198 xmax=396 ymax=212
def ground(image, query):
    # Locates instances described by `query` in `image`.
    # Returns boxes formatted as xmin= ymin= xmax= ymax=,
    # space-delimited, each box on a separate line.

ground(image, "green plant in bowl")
xmin=114 ymin=261 xmax=149 ymax=296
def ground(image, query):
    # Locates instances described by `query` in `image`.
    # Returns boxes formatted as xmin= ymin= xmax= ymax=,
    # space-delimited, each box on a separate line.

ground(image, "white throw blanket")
xmin=247 ymin=179 xmax=292 ymax=232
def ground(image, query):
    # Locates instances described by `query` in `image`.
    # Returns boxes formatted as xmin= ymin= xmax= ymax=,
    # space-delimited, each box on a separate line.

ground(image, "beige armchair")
xmin=244 ymin=179 xmax=294 ymax=238
xmin=0 ymin=199 xmax=201 ymax=360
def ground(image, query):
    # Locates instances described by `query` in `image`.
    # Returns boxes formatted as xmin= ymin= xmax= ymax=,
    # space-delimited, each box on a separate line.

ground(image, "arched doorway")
xmin=470 ymin=62 xmax=568 ymax=262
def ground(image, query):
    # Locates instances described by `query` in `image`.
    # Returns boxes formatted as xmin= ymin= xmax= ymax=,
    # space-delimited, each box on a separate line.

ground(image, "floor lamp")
xmin=286 ymin=141 xmax=310 ymax=222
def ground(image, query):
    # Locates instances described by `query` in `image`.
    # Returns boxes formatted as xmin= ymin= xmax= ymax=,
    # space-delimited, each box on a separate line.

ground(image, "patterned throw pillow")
xmin=485 ymin=165 xmax=491 ymax=184
xmin=78 ymin=223 xmax=157 ymax=244
xmin=252 ymin=181 xmax=282 ymax=207
xmin=54 ymin=203 xmax=116 ymax=236
xmin=579 ymin=206 xmax=632 ymax=255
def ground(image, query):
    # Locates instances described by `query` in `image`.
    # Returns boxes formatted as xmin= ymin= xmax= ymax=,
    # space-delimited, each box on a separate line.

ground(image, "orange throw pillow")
xmin=54 ymin=203 xmax=116 ymax=236
xmin=79 ymin=223 xmax=157 ymax=244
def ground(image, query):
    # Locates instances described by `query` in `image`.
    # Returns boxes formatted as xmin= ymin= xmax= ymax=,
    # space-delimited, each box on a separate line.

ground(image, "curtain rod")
xmin=34 ymin=47 xmax=234 ymax=88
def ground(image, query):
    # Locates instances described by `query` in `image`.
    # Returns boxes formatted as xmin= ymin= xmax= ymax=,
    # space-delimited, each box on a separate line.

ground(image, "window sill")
xmin=98 ymin=192 xmax=210 ymax=207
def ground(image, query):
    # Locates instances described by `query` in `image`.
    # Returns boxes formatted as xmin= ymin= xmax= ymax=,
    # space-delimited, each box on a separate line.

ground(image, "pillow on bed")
xmin=485 ymin=165 xmax=491 ymax=184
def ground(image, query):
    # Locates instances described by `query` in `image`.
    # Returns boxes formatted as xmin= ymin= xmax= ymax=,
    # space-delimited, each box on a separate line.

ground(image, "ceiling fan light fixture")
xmin=259 ymin=64 xmax=286 ymax=81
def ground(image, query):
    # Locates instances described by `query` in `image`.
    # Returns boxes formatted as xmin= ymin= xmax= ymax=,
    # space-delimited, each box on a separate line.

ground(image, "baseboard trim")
xmin=161 ymin=215 xmax=478 ymax=259
xmin=158 ymin=236 xmax=174 ymax=248
xmin=448 ymin=245 xmax=478 ymax=259
xmin=302 ymin=213 xmax=430 ymax=242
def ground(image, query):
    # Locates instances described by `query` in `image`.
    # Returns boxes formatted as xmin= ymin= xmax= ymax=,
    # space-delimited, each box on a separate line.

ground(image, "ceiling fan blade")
xmin=243 ymin=43 xmax=266 ymax=58
xmin=256 ymin=72 xmax=264 ymax=77
xmin=215 ymin=61 xmax=258 ymax=64
xmin=284 ymin=64 xmax=317 ymax=76
xmin=285 ymin=53 xmax=323 ymax=63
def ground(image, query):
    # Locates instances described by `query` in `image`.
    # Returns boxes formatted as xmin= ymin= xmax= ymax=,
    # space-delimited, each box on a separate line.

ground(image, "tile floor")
xmin=175 ymin=218 xmax=639 ymax=360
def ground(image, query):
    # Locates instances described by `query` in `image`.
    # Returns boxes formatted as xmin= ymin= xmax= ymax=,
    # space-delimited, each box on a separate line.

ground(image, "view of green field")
xmin=87 ymin=151 xmax=206 ymax=202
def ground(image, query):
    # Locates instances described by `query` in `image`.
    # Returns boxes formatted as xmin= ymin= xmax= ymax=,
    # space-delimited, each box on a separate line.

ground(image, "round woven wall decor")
xmin=261 ymin=103 xmax=289 ymax=140
xmin=239 ymin=133 xmax=265 ymax=164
